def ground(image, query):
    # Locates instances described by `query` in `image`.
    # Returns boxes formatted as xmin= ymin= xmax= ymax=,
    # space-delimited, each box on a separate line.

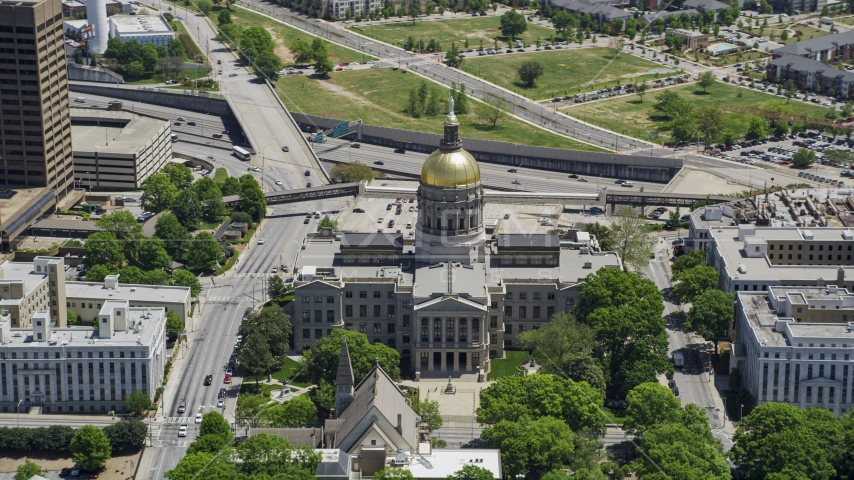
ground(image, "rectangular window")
xmin=345 ymin=291 xmax=353 ymax=298
xmin=315 ymin=310 xmax=322 ymax=322
xmin=345 ymin=305 xmax=353 ymax=317
xmin=359 ymin=305 xmax=367 ymax=317
xmin=359 ymin=323 xmax=367 ymax=333
xmin=359 ymin=291 xmax=367 ymax=298
xmin=314 ymin=296 xmax=322 ymax=303
xmin=387 ymin=323 xmax=396 ymax=333
xmin=505 ymin=324 xmax=512 ymax=334
xmin=533 ymin=306 xmax=541 ymax=319
xmin=533 ymin=292 xmax=541 ymax=300
xmin=327 ymin=296 xmax=335 ymax=304
xmin=374 ymin=291 xmax=381 ymax=298
xmin=504 ymin=306 xmax=512 ymax=317
xmin=315 ymin=329 xmax=323 ymax=339
xmin=402 ymin=315 xmax=410 ymax=328
xmin=387 ymin=305 xmax=396 ymax=317
xmin=519 ymin=306 xmax=527 ymax=319
xmin=327 ymin=310 xmax=335 ymax=322
xmin=519 ymin=292 xmax=527 ymax=300
xmin=374 ymin=323 xmax=382 ymax=333
xmin=373 ymin=305 xmax=381 ymax=317
xmin=302 ymin=329 xmax=310 ymax=339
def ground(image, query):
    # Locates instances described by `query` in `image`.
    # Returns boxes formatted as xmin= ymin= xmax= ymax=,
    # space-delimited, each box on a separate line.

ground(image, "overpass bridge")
xmin=605 ymin=190 xmax=733 ymax=209
xmin=223 ymin=182 xmax=363 ymax=208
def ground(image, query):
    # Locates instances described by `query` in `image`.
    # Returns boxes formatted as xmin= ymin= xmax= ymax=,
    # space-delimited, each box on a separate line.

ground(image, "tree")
xmin=482 ymin=416 xmax=599 ymax=479
xmin=172 ymin=188 xmax=204 ymax=230
xmin=253 ymin=50 xmax=283 ymax=80
xmin=85 ymin=264 xmax=112 ymax=283
xmin=14 ymin=460 xmax=42 ymax=480
xmin=141 ymin=44 xmax=159 ymax=73
xmin=631 ymin=80 xmax=648 ymax=103
xmin=608 ymin=205 xmax=655 ymax=272
xmin=154 ymin=214 xmax=192 ymax=258
xmin=695 ymin=105 xmax=726 ymax=145
xmin=96 ymin=210 xmax=144 ymax=243
xmin=239 ymin=307 xmax=292 ymax=357
xmin=635 ymin=422 xmax=730 ymax=480
xmin=697 ymin=71 xmax=715 ymax=93
xmin=479 ymin=96 xmax=508 ymax=129
xmin=167 ymin=38 xmax=186 ymax=59
xmin=236 ymin=433 xmax=320 ymax=477
xmin=172 ymin=269 xmax=202 ymax=297
xmin=71 ymin=425 xmax=112 ymax=472
xmin=196 ymin=0 xmax=212 ymax=13
xmin=454 ymin=83 xmax=470 ymax=114
xmin=186 ymin=434 xmax=229 ymax=455
xmin=685 ymin=290 xmax=734 ymax=350
xmin=623 ymin=382 xmax=682 ymax=436
xmin=267 ymin=275 xmax=288 ymax=300
xmin=67 ymin=309 xmax=79 ymax=326
xmin=199 ymin=412 xmax=232 ymax=441
xmin=238 ymin=334 xmax=277 ymax=384
xmin=301 ymin=330 xmax=401 ymax=386
xmin=124 ymin=389 xmax=152 ymax=416
xmin=125 ymin=60 xmax=145 ymax=78
xmin=413 ymin=398 xmax=443 ymax=434
xmin=583 ymin=222 xmax=613 ymax=251
xmin=162 ymin=164 xmax=193 ymax=189
xmin=446 ymin=465 xmax=496 ymax=480
xmin=670 ymin=265 xmax=719 ymax=302
xmin=139 ymin=238 xmax=171 ymax=271
xmin=238 ymin=174 xmax=267 ymax=221
xmin=265 ymin=395 xmax=318 ymax=427
xmin=499 ymin=10 xmax=528 ymax=38
xmin=518 ymin=313 xmax=605 ymax=392
xmin=477 ymin=374 xmax=606 ymax=435
xmin=576 ymin=268 xmax=668 ymax=394
xmin=445 ymin=42 xmax=460 ymax=67
xmin=671 ymin=249 xmax=706 ymax=279
xmin=141 ymin=173 xmax=178 ymax=213
xmin=290 ymin=39 xmax=314 ymax=64
xmin=166 ymin=310 xmax=184 ymax=338
xmin=84 ymin=232 xmax=125 ymax=270
xmin=103 ymin=419 xmax=147 ymax=452
xmin=729 ymin=403 xmax=836 ymax=480
xmin=311 ymin=38 xmax=333 ymax=76
xmin=374 ymin=468 xmax=416 ymax=480
xmin=241 ymin=26 xmax=275 ymax=61
xmin=186 ymin=232 xmax=221 ymax=270
xmin=518 ymin=60 xmax=544 ymax=87
xmin=165 ymin=451 xmax=236 ymax=480
xmin=792 ymin=147 xmax=817 ymax=167
xmin=218 ymin=9 xmax=232 ymax=25
xmin=552 ymin=11 xmax=575 ymax=36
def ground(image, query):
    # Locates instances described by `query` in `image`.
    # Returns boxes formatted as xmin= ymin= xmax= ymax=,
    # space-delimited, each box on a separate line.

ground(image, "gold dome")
xmin=420 ymin=149 xmax=481 ymax=188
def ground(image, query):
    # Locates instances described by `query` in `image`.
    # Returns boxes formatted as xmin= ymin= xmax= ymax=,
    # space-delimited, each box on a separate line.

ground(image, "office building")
xmin=733 ymin=286 xmax=854 ymax=416
xmin=0 ymin=0 xmax=74 ymax=193
xmin=292 ymin=109 xmax=622 ymax=376
xmin=0 ymin=300 xmax=166 ymax=413
xmin=70 ymin=108 xmax=172 ymax=190
xmin=0 ymin=257 xmax=191 ymax=328
xmin=108 ymin=15 xmax=175 ymax=47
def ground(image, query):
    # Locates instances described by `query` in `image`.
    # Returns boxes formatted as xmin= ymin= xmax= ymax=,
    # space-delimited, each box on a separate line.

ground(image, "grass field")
xmin=460 ymin=47 xmax=667 ymax=100
xmin=214 ymin=167 xmax=228 ymax=183
xmin=350 ymin=15 xmax=557 ymax=50
xmin=173 ymin=20 xmax=205 ymax=61
xmin=275 ymin=68 xmax=606 ymax=151
xmin=487 ymin=350 xmax=529 ymax=379
xmin=565 ymin=81 xmax=830 ymax=144
xmin=121 ymin=66 xmax=213 ymax=85
xmin=242 ymin=356 xmax=313 ymax=388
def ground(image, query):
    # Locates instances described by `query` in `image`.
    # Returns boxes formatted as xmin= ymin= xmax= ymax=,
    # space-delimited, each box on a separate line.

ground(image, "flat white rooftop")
xmin=65 ymin=281 xmax=190 ymax=304
xmin=1 ymin=307 xmax=164 ymax=348
xmin=109 ymin=14 xmax=173 ymax=35
xmin=0 ymin=262 xmax=47 ymax=300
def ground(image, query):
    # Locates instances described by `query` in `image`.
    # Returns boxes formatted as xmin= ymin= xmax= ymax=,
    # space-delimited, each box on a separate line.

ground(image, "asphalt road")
xmin=646 ymin=234 xmax=733 ymax=452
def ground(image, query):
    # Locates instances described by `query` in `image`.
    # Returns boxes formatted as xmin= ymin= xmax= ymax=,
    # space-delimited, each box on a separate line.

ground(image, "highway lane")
xmin=67 ymin=90 xmax=245 ymax=148
xmin=315 ymin=137 xmax=666 ymax=193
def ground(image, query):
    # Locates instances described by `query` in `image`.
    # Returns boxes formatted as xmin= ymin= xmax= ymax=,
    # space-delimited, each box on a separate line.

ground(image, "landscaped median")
xmin=276 ymin=67 xmax=606 ymax=151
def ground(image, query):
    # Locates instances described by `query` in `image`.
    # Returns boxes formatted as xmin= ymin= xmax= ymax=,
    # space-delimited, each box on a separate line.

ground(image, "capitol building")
xmin=292 ymin=106 xmax=621 ymax=377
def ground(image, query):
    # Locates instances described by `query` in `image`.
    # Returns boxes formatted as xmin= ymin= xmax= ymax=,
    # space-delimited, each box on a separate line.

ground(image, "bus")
xmin=232 ymin=146 xmax=251 ymax=161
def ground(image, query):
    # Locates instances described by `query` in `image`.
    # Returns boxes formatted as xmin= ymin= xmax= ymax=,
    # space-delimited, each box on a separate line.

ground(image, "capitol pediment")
xmin=413 ymin=295 xmax=487 ymax=313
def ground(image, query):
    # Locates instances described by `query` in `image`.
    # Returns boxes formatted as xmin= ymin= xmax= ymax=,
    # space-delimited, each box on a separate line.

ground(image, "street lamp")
xmin=17 ymin=399 xmax=22 ymax=427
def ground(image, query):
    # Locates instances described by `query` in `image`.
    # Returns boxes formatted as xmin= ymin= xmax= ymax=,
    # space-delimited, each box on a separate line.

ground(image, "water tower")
xmin=86 ymin=0 xmax=109 ymax=54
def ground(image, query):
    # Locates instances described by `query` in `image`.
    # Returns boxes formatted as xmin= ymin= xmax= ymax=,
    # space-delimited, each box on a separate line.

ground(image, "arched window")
xmin=389 ymin=255 xmax=399 ymax=264
xmin=459 ymin=318 xmax=467 ymax=342
xmin=359 ymin=255 xmax=370 ymax=264
xmin=446 ymin=318 xmax=455 ymax=342
xmin=344 ymin=254 xmax=355 ymax=264
xmin=516 ymin=255 xmax=527 ymax=265
xmin=421 ymin=318 xmax=429 ymax=341
xmin=531 ymin=255 xmax=542 ymax=265
xmin=373 ymin=255 xmax=384 ymax=264
xmin=433 ymin=318 xmax=442 ymax=342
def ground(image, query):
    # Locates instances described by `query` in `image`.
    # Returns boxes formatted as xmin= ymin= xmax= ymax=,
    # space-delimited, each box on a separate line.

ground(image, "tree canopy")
xmin=609 ymin=206 xmax=655 ymax=271
xmin=499 ymin=10 xmax=528 ymax=38
xmin=684 ymin=289 xmax=734 ymax=349
xmin=670 ymin=265 xmax=719 ymax=302
xmin=301 ymin=329 xmax=401 ymax=386
xmin=70 ymin=425 xmax=112 ymax=472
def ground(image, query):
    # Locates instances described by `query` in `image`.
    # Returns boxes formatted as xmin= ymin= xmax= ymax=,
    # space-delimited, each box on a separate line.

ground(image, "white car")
xmin=275 ymin=180 xmax=283 ymax=185
xmin=194 ymin=413 xmax=203 ymax=424
xmin=178 ymin=425 xmax=188 ymax=437
xmin=251 ymin=166 xmax=260 ymax=172
xmin=271 ymin=266 xmax=278 ymax=273
xmin=257 ymin=237 xmax=266 ymax=245
xmin=621 ymin=181 xmax=634 ymax=187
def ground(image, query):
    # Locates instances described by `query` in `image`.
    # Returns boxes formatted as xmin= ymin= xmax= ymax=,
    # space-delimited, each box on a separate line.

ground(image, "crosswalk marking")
xmin=208 ymin=296 xmax=243 ymax=302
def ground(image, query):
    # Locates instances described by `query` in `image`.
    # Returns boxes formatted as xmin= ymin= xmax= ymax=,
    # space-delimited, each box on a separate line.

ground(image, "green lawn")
xmin=172 ymin=20 xmax=205 ymax=61
xmin=122 ymin=66 xmax=212 ymax=85
xmin=350 ymin=15 xmax=558 ymax=51
xmin=460 ymin=47 xmax=667 ymax=101
xmin=243 ymin=356 xmax=313 ymax=388
xmin=214 ymin=167 xmax=228 ymax=183
xmin=600 ymin=406 xmax=626 ymax=425
xmin=565 ymin=81 xmax=831 ymax=144
xmin=275 ymin=68 xmax=605 ymax=151
xmin=487 ymin=350 xmax=529 ymax=380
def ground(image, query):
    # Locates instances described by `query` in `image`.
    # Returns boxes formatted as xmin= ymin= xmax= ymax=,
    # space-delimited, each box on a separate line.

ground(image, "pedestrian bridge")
xmin=223 ymin=182 xmax=363 ymax=208
xmin=605 ymin=191 xmax=733 ymax=209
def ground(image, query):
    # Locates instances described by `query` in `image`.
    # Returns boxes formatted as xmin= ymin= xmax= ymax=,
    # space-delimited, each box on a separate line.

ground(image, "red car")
xmin=676 ymin=78 xmax=685 ymax=83
xmin=653 ymin=84 xmax=661 ymax=88
xmin=339 ymin=62 xmax=350 ymax=66
xmin=212 ymin=133 xmax=223 ymax=139
xmin=80 ymin=474 xmax=99 ymax=479
xmin=335 ymin=67 xmax=343 ymax=71
xmin=224 ymin=373 xmax=232 ymax=384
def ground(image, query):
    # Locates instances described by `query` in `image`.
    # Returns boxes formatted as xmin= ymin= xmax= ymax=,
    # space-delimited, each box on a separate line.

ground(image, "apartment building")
xmin=733 ymin=286 xmax=854 ymax=416
xmin=0 ymin=0 xmax=74 ymax=193
xmin=0 ymin=301 xmax=166 ymax=414
xmin=767 ymin=54 xmax=854 ymax=96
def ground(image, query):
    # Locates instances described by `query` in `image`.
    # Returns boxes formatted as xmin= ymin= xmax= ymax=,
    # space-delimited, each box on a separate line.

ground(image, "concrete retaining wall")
xmin=293 ymin=113 xmax=683 ymax=183
xmin=67 ymin=64 xmax=125 ymax=84
xmin=68 ymin=83 xmax=231 ymax=116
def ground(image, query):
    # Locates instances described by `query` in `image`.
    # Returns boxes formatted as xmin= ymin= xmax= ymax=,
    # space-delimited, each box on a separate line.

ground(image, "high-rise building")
xmin=0 ymin=0 xmax=74 ymax=193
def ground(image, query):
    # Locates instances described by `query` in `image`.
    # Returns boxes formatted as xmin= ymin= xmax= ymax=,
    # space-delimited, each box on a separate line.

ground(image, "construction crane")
xmin=722 ymin=105 xmax=853 ymax=129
